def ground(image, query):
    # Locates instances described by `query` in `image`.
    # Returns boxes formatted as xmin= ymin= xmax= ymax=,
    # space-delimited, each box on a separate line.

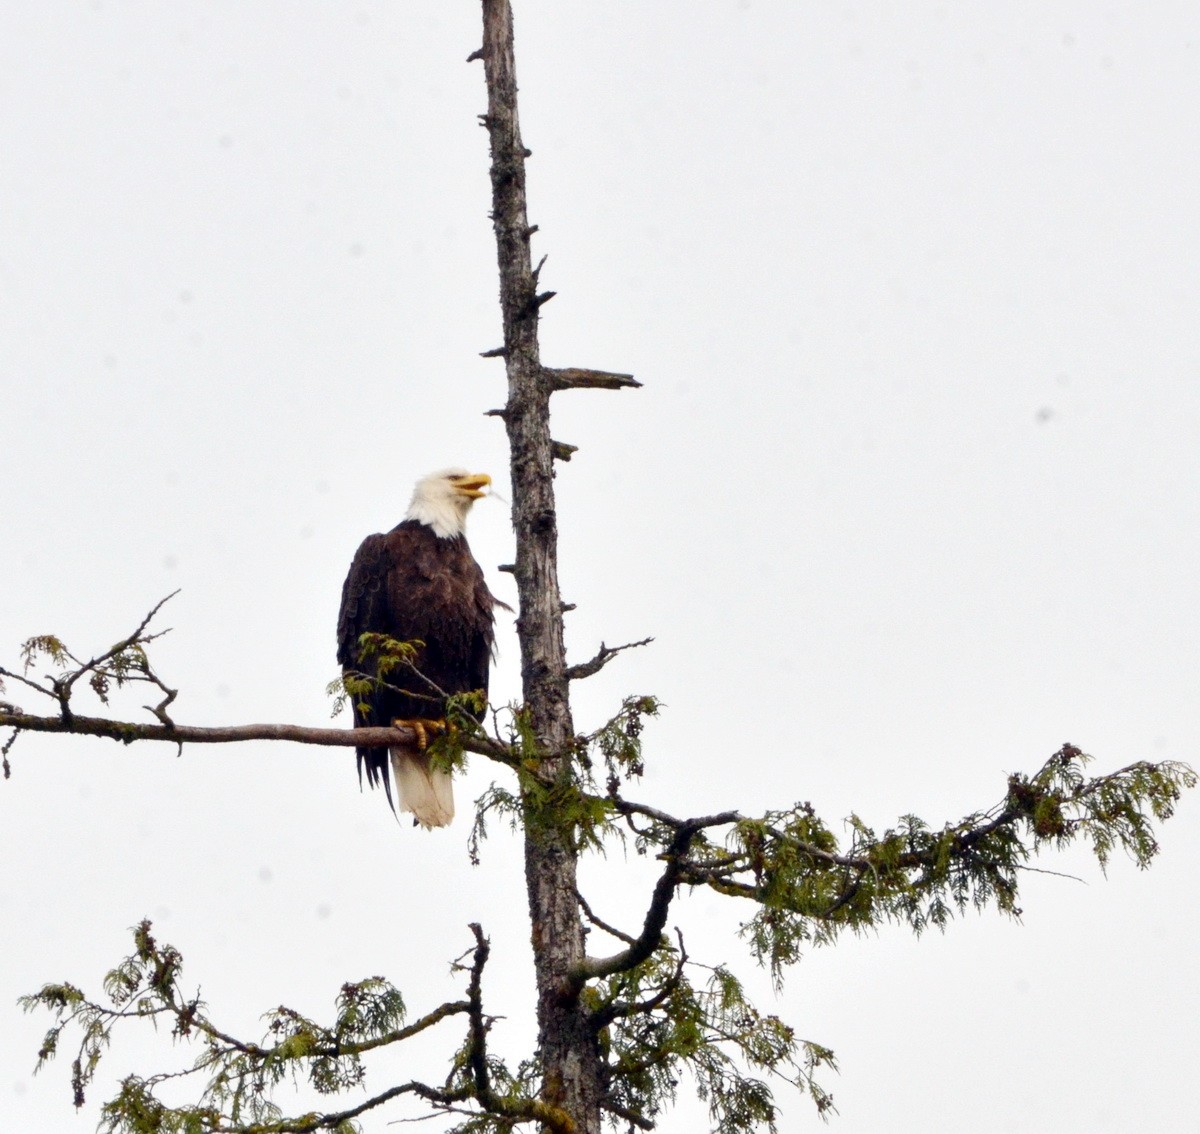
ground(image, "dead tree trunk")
xmin=477 ymin=2 xmax=602 ymax=1130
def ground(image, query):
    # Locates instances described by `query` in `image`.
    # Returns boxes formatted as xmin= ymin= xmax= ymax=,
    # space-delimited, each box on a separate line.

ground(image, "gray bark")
xmin=477 ymin=1 xmax=603 ymax=1130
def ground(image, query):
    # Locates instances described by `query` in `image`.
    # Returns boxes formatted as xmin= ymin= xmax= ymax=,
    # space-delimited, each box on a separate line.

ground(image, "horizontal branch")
xmin=545 ymin=366 xmax=641 ymax=392
xmin=567 ymin=637 xmax=654 ymax=681
xmin=162 ymin=988 xmax=475 ymax=1071
xmin=323 ymin=998 xmax=472 ymax=1057
xmin=0 ymin=710 xmax=510 ymax=760
xmin=248 ymin=1079 xmax=474 ymax=1134
xmin=614 ymin=800 xmax=742 ymax=834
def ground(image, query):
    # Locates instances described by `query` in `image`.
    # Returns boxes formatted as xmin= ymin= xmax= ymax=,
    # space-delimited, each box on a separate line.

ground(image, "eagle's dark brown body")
xmin=337 ymin=518 xmax=497 ymax=806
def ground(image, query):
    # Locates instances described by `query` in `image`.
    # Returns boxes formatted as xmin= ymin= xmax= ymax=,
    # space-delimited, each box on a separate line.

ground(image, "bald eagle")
xmin=337 ymin=469 xmax=500 ymax=828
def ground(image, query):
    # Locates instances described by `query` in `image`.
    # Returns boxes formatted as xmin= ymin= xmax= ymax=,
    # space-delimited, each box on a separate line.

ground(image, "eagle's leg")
xmin=391 ymin=717 xmax=449 ymax=751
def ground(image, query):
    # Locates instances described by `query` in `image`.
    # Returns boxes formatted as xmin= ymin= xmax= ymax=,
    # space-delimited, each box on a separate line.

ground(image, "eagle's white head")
xmin=405 ymin=467 xmax=492 ymax=539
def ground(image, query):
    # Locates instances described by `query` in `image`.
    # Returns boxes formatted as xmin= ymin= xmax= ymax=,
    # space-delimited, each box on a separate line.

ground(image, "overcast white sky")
xmin=2 ymin=3 xmax=1197 ymax=1131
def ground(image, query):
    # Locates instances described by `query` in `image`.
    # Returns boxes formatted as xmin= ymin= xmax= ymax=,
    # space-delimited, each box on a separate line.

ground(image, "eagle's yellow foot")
xmin=391 ymin=717 xmax=449 ymax=751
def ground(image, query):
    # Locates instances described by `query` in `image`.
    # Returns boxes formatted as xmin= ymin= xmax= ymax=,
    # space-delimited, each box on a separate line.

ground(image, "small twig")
xmin=5 ymin=594 xmax=181 ymax=732
xmin=388 ymin=1107 xmax=485 ymax=1124
xmin=599 ymin=1098 xmax=656 ymax=1130
xmin=58 ymin=591 xmax=179 ymax=705
xmin=576 ymin=889 xmax=638 ymax=946
xmin=566 ymin=637 xmax=654 ymax=681
xmin=1015 ymin=863 xmax=1088 ymax=884
xmin=0 ymin=668 xmax=53 ymax=701
xmin=342 ymin=668 xmax=442 ymax=708
xmin=144 ymin=685 xmax=178 ymax=728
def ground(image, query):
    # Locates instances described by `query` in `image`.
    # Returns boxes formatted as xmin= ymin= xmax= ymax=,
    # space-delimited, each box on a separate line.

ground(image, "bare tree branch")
xmin=612 ymin=800 xmax=742 ymax=834
xmin=221 ymin=1080 xmax=475 ymax=1134
xmin=0 ymin=710 xmax=510 ymax=760
xmin=0 ymin=667 xmax=55 ymax=701
xmin=599 ymin=1098 xmax=656 ymax=1130
xmin=575 ymin=889 xmax=638 ymax=946
xmin=567 ymin=637 xmax=655 ymax=682
xmin=464 ymin=923 xmax=495 ymax=1104
xmin=574 ymin=813 xmax=737 ymax=984
xmin=452 ymin=922 xmax=575 ymax=1134
xmin=551 ymin=439 xmax=578 ymax=462
xmin=545 ymin=367 xmax=641 ymax=392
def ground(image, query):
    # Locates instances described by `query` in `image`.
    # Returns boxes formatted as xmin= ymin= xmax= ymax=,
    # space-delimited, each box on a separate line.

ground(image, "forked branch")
xmin=575 ymin=812 xmax=737 ymax=984
xmin=567 ymin=637 xmax=655 ymax=681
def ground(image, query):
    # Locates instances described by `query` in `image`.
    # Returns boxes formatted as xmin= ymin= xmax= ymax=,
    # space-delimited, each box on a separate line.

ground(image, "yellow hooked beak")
xmin=451 ymin=472 xmax=492 ymax=500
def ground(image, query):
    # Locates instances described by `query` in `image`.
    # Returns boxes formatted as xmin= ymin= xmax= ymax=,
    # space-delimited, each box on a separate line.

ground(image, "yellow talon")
xmin=391 ymin=717 xmax=449 ymax=751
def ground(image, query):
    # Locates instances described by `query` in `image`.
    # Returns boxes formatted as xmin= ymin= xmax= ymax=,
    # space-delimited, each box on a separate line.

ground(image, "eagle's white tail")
xmin=389 ymin=747 xmax=455 ymax=829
